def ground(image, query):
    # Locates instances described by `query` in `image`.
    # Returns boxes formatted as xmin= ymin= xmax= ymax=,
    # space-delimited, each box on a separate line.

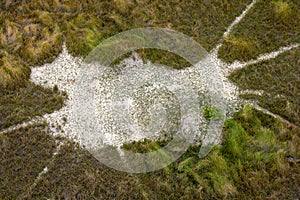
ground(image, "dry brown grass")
xmin=0 ymin=51 xmax=29 ymax=90
xmin=113 ymin=0 xmax=135 ymax=14
xmin=272 ymin=0 xmax=294 ymax=22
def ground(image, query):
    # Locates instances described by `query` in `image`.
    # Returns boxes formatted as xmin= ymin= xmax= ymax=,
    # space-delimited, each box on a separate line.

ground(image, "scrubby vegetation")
xmin=2 ymin=105 xmax=296 ymax=199
xmin=218 ymin=0 xmax=300 ymax=63
xmin=0 ymin=83 xmax=66 ymax=129
xmin=231 ymin=46 xmax=300 ymax=126
xmin=0 ymin=0 xmax=299 ymax=199
xmin=0 ymin=124 xmax=57 ymax=199
xmin=122 ymin=139 xmax=169 ymax=153
xmin=1 ymin=0 xmax=252 ymax=90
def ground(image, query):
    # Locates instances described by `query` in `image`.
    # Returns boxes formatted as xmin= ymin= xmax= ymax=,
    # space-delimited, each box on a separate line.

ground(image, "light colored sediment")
xmin=28 ymin=45 xmax=240 ymax=149
xmin=240 ymin=89 xmax=265 ymax=96
xmin=1 ymin=0 xmax=258 ymax=147
xmin=1 ymin=0 xmax=297 ymax=155
xmin=240 ymin=89 xmax=288 ymax=99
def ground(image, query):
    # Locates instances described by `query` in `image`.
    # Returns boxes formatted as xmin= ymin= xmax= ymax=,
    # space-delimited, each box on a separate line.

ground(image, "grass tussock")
xmin=21 ymin=24 xmax=63 ymax=65
xmin=219 ymin=36 xmax=259 ymax=63
xmin=0 ymin=1 xmax=299 ymax=198
xmin=113 ymin=0 xmax=135 ymax=14
xmin=272 ymin=0 xmax=295 ymax=22
xmin=115 ymin=104 xmax=299 ymax=199
xmin=1 ymin=105 xmax=298 ymax=199
xmin=0 ymin=51 xmax=30 ymax=90
xmin=0 ymin=124 xmax=56 ymax=199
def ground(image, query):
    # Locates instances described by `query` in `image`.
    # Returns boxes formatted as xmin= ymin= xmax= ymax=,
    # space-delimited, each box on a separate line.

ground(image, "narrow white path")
xmin=228 ymin=43 xmax=300 ymax=72
xmin=214 ymin=0 xmax=257 ymax=51
xmin=248 ymin=101 xmax=299 ymax=129
xmin=20 ymin=141 xmax=65 ymax=199
xmin=240 ymin=89 xmax=265 ymax=96
xmin=240 ymin=89 xmax=288 ymax=99
xmin=223 ymin=0 xmax=257 ymax=38
xmin=0 ymin=116 xmax=45 ymax=136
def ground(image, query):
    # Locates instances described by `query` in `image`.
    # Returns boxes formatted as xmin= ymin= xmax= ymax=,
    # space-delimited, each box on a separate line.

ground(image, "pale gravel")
xmin=29 ymin=44 xmax=240 ymax=148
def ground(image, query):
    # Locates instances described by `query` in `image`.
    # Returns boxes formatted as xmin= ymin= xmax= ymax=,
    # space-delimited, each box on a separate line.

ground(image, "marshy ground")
xmin=0 ymin=0 xmax=299 ymax=199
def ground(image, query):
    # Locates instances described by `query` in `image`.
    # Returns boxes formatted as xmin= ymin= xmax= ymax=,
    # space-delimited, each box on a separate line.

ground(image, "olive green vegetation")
xmin=122 ymin=139 xmax=169 ymax=153
xmin=0 ymin=0 xmax=299 ymax=199
xmin=0 ymin=124 xmax=57 ymax=199
xmin=218 ymin=0 xmax=300 ymax=63
xmin=0 ymin=0 xmax=252 ymax=89
xmin=124 ymin=105 xmax=300 ymax=199
xmin=2 ymin=105 xmax=297 ymax=199
xmin=231 ymin=46 xmax=300 ymax=126
xmin=203 ymin=106 xmax=222 ymax=120
xmin=0 ymin=83 xmax=66 ymax=129
xmin=28 ymin=140 xmax=143 ymax=199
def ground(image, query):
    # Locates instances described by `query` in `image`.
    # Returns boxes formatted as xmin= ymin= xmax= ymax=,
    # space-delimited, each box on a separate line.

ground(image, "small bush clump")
xmin=272 ymin=0 xmax=294 ymax=23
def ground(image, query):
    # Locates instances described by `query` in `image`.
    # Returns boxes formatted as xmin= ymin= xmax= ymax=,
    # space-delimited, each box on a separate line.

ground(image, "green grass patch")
xmin=115 ymin=105 xmax=299 ymax=199
xmin=218 ymin=36 xmax=259 ymax=63
xmin=203 ymin=105 xmax=222 ymax=120
xmin=0 ymin=1 xmax=299 ymax=199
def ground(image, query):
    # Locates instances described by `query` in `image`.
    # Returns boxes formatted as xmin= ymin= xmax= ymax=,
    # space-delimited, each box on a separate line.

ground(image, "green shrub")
xmin=203 ymin=105 xmax=222 ymax=120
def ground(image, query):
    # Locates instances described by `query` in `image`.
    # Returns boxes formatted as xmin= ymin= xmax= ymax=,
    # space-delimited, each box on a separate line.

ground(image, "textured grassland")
xmin=0 ymin=0 xmax=299 ymax=199
xmin=5 ymin=105 xmax=297 ymax=199
xmin=0 ymin=0 xmax=252 ymax=89
xmin=0 ymin=124 xmax=56 ymax=199
xmin=0 ymin=83 xmax=66 ymax=129
xmin=218 ymin=0 xmax=300 ymax=63
xmin=232 ymin=47 xmax=300 ymax=126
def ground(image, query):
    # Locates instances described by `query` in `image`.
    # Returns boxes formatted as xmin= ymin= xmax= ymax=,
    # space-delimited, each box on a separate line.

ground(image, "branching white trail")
xmin=240 ymin=89 xmax=288 ymax=99
xmin=209 ymin=0 xmax=300 ymax=130
xmin=223 ymin=0 xmax=257 ymax=38
xmin=240 ymin=89 xmax=265 ymax=96
xmin=0 ymin=0 xmax=298 ymax=191
xmin=214 ymin=0 xmax=257 ymax=51
xmin=0 ymin=0 xmax=297 ymax=142
xmin=228 ymin=43 xmax=300 ymax=73
xmin=20 ymin=141 xmax=65 ymax=199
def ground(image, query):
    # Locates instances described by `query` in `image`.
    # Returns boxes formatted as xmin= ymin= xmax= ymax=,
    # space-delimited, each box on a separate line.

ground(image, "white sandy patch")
xmin=28 ymin=44 xmax=240 ymax=148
